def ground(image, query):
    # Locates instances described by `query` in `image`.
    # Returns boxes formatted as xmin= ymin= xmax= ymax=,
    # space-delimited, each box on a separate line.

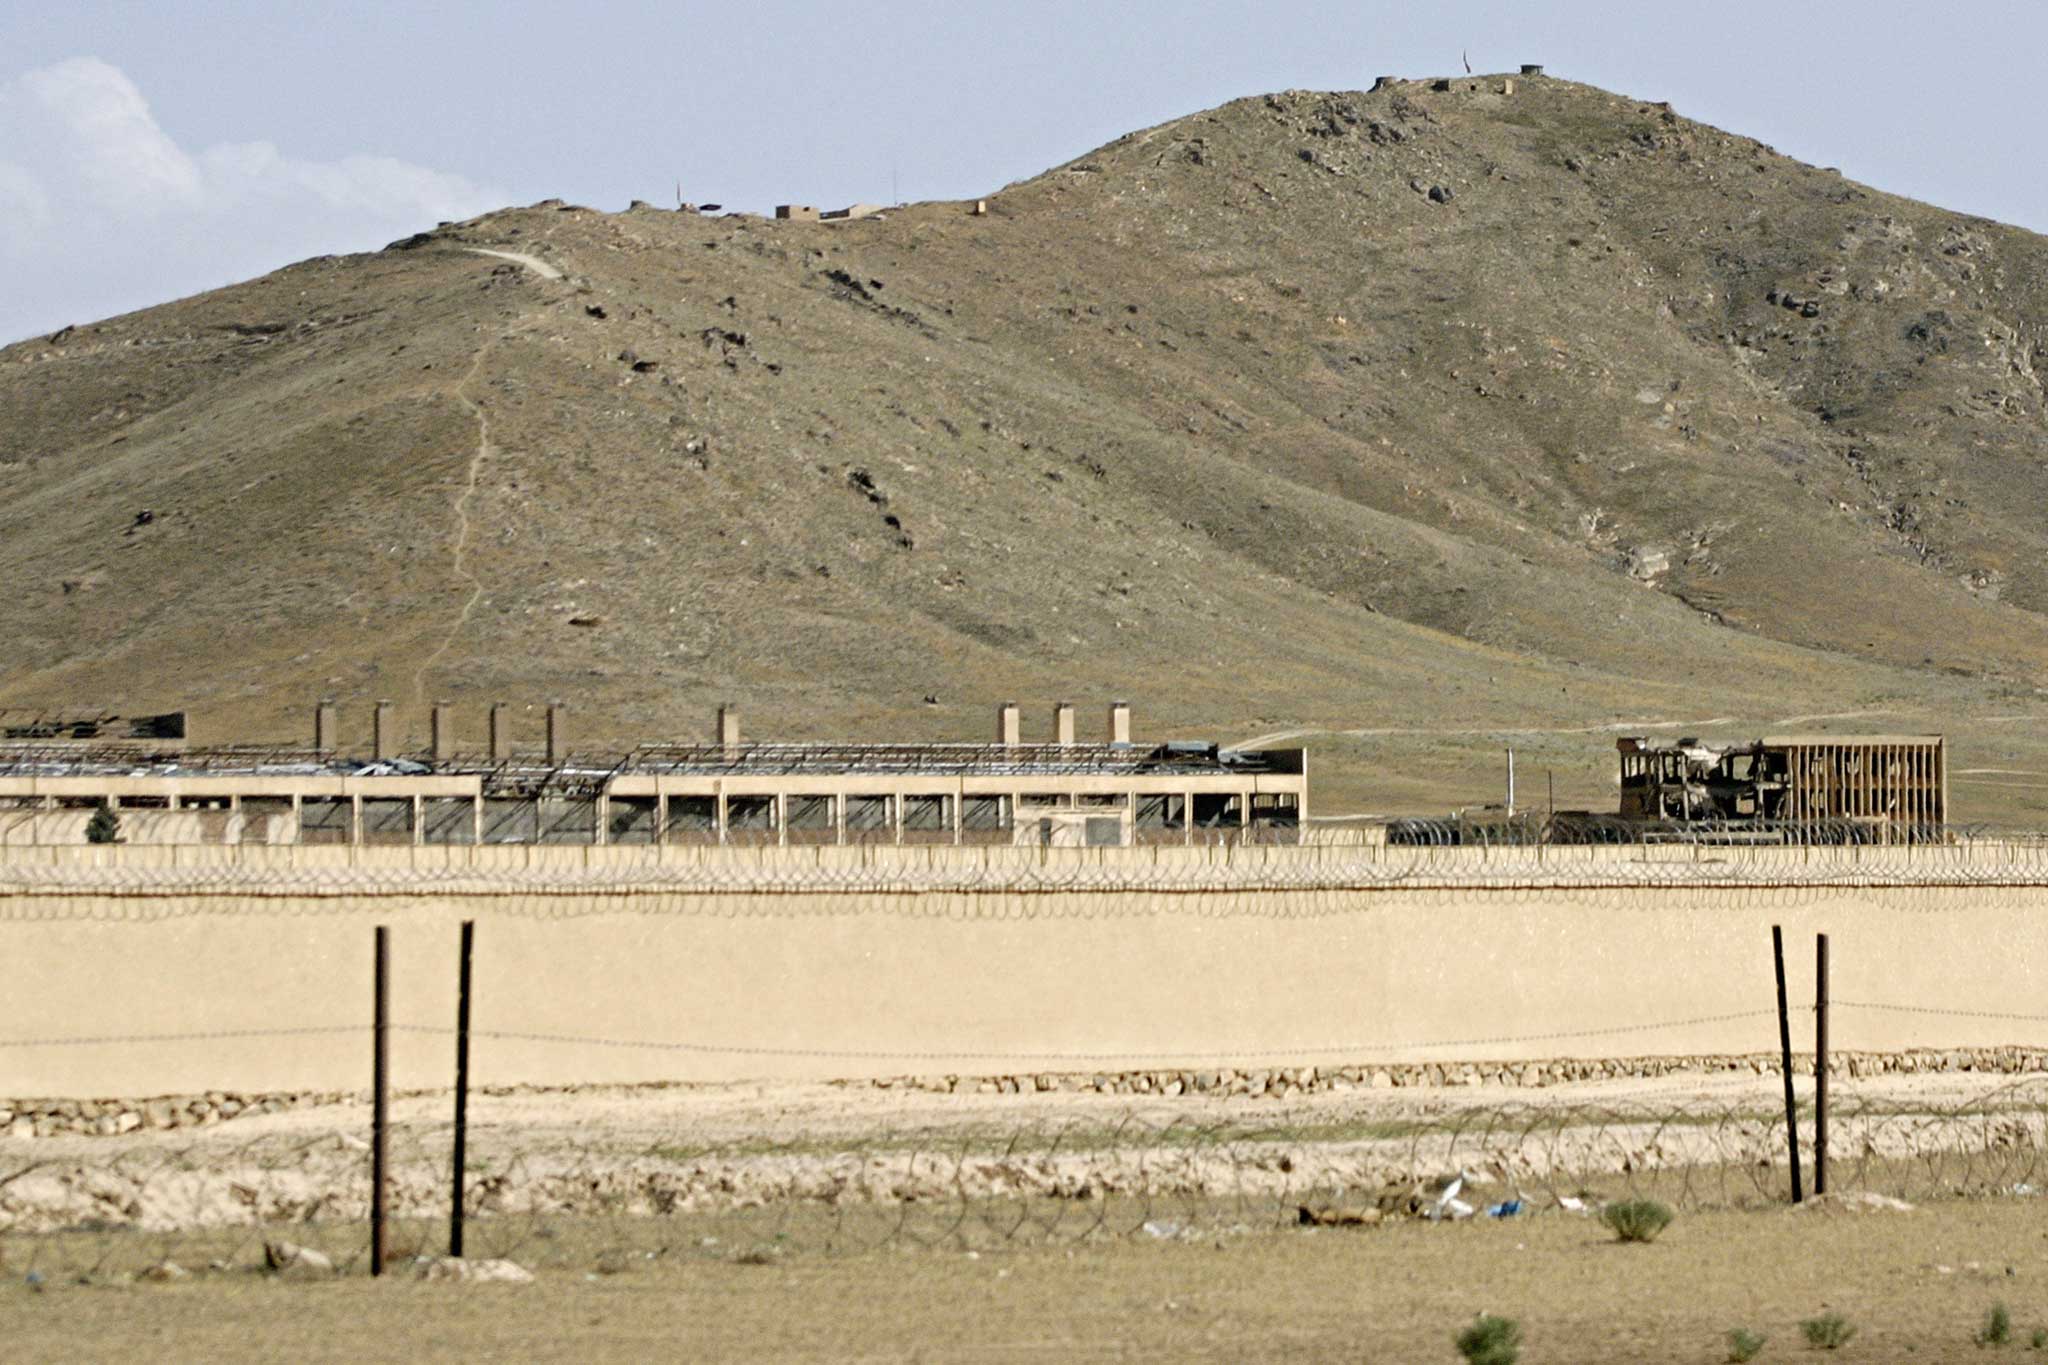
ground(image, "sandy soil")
xmin=9 ymin=1198 xmax=2047 ymax=1363
xmin=7 ymin=1070 xmax=2042 ymax=1243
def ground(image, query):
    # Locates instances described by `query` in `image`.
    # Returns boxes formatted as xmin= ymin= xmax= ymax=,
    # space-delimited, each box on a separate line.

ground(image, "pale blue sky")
xmin=3 ymin=0 xmax=2042 ymax=342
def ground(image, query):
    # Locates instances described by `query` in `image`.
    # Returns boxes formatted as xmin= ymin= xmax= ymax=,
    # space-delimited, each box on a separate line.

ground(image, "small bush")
xmin=2028 ymin=1325 xmax=2046 ymax=1350
xmin=1454 ymin=1313 xmax=1522 ymax=1365
xmin=1979 ymin=1302 xmax=2013 ymax=1347
xmin=1801 ymin=1312 xmax=1856 ymax=1351
xmin=1726 ymin=1326 xmax=1767 ymax=1362
xmin=1600 ymin=1198 xmax=1674 ymax=1244
xmin=85 ymin=802 xmax=121 ymax=845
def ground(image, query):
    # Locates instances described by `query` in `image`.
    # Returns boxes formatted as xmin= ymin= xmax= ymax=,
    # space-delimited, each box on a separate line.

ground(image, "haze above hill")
xmin=5 ymin=74 xmax=2046 ymax=819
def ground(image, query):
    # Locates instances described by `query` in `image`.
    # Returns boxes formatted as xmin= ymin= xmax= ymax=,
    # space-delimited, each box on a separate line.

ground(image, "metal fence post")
xmin=1772 ymin=925 xmax=1803 ymax=1202
xmin=1814 ymin=931 xmax=1829 ymax=1198
xmin=371 ymin=924 xmax=390 ymax=1276
xmin=450 ymin=919 xmax=474 ymax=1257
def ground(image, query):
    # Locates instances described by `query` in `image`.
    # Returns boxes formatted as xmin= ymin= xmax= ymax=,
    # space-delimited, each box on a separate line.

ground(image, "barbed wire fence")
xmin=8 ymin=996 xmax=2048 ymax=1282
xmin=8 ymin=827 xmax=2048 ymax=923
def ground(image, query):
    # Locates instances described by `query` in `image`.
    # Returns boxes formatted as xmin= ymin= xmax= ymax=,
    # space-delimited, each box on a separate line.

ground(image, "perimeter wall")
xmin=3 ymin=840 xmax=2044 ymax=1097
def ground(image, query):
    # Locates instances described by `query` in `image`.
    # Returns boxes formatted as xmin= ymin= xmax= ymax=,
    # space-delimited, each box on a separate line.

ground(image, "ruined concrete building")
xmin=1615 ymin=734 xmax=1947 ymax=830
xmin=0 ymin=701 xmax=1306 ymax=849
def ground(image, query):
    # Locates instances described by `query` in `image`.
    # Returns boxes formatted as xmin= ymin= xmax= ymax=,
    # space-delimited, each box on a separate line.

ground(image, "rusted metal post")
xmin=1814 ymin=931 xmax=1830 ymax=1197
xmin=450 ymin=919 xmax=474 ymax=1257
xmin=371 ymin=925 xmax=390 ymax=1276
xmin=1773 ymin=925 xmax=1803 ymax=1202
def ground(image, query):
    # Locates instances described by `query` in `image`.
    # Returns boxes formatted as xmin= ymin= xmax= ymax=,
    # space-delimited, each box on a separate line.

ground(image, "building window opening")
xmin=483 ymin=798 xmax=538 ymax=844
xmin=726 ymin=796 xmax=775 ymax=843
xmin=300 ymin=797 xmax=352 ymax=845
xmin=664 ymin=795 xmax=717 ymax=844
xmin=785 ymin=795 xmax=836 ymax=845
xmin=902 ymin=795 xmax=951 ymax=844
xmin=960 ymin=795 xmax=1011 ymax=844
xmin=1249 ymin=793 xmax=1300 ymax=844
xmin=845 ymin=795 xmax=892 ymax=843
xmin=361 ymin=797 xmax=414 ymax=845
xmin=1135 ymin=794 xmax=1185 ymax=844
xmin=424 ymin=797 xmax=478 ymax=845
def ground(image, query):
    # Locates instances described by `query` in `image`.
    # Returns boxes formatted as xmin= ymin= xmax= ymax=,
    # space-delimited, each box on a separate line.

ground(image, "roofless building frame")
xmin=0 ymin=702 xmax=1308 ymax=849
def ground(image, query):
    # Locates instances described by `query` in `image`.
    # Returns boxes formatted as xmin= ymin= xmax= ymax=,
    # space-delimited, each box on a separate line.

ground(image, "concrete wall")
xmin=2 ymin=842 xmax=2044 ymax=1097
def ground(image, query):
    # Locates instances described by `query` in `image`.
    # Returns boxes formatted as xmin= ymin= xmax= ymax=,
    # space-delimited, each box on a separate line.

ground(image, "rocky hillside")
xmin=5 ymin=73 xmax=2046 ymax=817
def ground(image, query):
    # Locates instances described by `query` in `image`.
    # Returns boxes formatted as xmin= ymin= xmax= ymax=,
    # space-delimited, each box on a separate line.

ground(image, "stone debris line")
xmin=9 ymin=836 xmax=2048 ymax=921
xmin=6 ymin=1082 xmax=2048 ymax=1278
xmin=14 ymin=1045 xmax=2048 ymax=1140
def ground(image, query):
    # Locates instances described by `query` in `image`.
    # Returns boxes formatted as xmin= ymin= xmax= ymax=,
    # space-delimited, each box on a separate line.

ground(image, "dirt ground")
xmin=9 ymin=1069 xmax=2042 ymax=1245
xmin=8 ymin=1195 xmax=2048 ymax=1363
xmin=9 ymin=1073 xmax=2048 ymax=1359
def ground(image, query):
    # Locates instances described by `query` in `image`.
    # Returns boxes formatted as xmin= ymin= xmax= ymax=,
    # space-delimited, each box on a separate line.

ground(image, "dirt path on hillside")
xmin=407 ymin=341 xmax=497 ymax=709
xmin=463 ymin=247 xmax=565 ymax=280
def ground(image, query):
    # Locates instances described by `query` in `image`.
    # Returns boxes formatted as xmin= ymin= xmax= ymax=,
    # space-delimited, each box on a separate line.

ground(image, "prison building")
xmin=1615 ymin=734 xmax=1946 ymax=834
xmin=0 ymin=702 xmax=1306 ymax=849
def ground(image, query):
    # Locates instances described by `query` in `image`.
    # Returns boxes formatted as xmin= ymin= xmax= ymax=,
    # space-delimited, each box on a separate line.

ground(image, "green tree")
xmin=85 ymin=802 xmax=122 ymax=845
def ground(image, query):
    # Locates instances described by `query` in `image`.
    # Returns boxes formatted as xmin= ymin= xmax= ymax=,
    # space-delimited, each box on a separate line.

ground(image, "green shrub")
xmin=1978 ymin=1302 xmax=2013 ymax=1347
xmin=1600 ymin=1198 xmax=1674 ymax=1244
xmin=1800 ymin=1312 xmax=1856 ymax=1350
xmin=2028 ymin=1325 xmax=2046 ymax=1350
xmin=85 ymin=802 xmax=121 ymax=845
xmin=1454 ymin=1313 xmax=1522 ymax=1365
xmin=1726 ymin=1326 xmax=1767 ymax=1362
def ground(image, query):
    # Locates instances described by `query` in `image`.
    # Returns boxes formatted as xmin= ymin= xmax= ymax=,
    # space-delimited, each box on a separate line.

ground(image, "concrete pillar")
xmin=998 ymin=702 xmax=1021 ymax=748
xmin=431 ymin=703 xmax=455 ymax=762
xmin=489 ymin=703 xmax=511 ymax=762
xmin=1054 ymin=703 xmax=1075 ymax=747
xmin=315 ymin=699 xmax=338 ymax=754
xmin=1109 ymin=701 xmax=1132 ymax=747
xmin=546 ymin=701 xmax=566 ymax=764
xmin=373 ymin=701 xmax=395 ymax=760
xmin=718 ymin=704 xmax=741 ymax=758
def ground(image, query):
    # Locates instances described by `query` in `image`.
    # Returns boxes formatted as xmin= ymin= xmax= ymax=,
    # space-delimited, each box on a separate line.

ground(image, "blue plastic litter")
xmin=1486 ymin=1200 xmax=1523 ymax=1218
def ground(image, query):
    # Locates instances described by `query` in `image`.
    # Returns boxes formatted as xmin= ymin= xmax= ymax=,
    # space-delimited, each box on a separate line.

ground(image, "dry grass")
xmin=7 ymin=1197 xmax=2045 ymax=1362
xmin=3 ymin=77 xmax=2048 ymax=821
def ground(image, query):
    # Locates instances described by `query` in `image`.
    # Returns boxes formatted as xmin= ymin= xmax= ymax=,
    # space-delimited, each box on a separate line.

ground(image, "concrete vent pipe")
xmin=489 ymin=703 xmax=511 ymax=761
xmin=546 ymin=701 xmax=566 ymax=764
xmin=314 ymin=699 xmax=338 ymax=754
xmin=373 ymin=700 xmax=395 ymax=761
xmin=998 ymin=702 xmax=1021 ymax=749
xmin=718 ymin=704 xmax=741 ymax=757
xmin=1054 ymin=702 xmax=1075 ymax=747
xmin=1109 ymin=701 xmax=1132 ymax=747
xmin=431 ymin=703 xmax=455 ymax=762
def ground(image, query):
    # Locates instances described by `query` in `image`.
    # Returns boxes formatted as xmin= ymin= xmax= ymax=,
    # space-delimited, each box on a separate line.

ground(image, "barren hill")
xmin=5 ymin=73 xmax=2048 ymax=818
